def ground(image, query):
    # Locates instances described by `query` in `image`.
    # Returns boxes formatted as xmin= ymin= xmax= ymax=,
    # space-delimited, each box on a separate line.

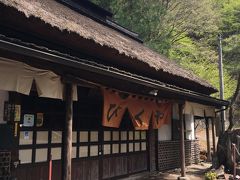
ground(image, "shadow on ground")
xmin=121 ymin=163 xmax=212 ymax=180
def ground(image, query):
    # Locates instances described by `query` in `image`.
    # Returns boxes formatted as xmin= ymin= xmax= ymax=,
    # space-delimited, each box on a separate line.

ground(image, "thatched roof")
xmin=0 ymin=0 xmax=217 ymax=92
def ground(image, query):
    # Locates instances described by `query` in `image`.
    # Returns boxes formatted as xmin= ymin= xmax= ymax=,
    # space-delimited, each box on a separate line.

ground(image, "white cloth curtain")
xmin=184 ymin=101 xmax=215 ymax=117
xmin=184 ymin=114 xmax=195 ymax=140
xmin=0 ymin=58 xmax=77 ymax=100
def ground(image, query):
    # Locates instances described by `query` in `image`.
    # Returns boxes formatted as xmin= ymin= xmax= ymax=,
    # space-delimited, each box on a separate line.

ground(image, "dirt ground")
xmin=122 ymin=163 xmax=212 ymax=180
xmin=196 ymin=125 xmax=218 ymax=152
xmin=145 ymin=163 xmax=212 ymax=180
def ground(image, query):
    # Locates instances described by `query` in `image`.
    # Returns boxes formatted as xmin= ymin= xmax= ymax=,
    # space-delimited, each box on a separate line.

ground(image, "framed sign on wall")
xmin=23 ymin=114 xmax=34 ymax=127
xmin=3 ymin=101 xmax=15 ymax=122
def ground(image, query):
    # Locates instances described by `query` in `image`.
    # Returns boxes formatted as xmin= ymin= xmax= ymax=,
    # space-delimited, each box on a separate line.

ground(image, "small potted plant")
xmin=205 ymin=171 xmax=217 ymax=180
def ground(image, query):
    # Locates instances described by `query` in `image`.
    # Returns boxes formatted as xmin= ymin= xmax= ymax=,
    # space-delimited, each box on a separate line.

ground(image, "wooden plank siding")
xmin=11 ymin=87 xmax=149 ymax=180
xmin=102 ymin=152 xmax=147 ymax=179
xmin=102 ymin=156 xmax=128 ymax=179
xmin=13 ymin=159 xmax=99 ymax=180
xmin=128 ymin=152 xmax=148 ymax=174
xmin=13 ymin=153 xmax=148 ymax=180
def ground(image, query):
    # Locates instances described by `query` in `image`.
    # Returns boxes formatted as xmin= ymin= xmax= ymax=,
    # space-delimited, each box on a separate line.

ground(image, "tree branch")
xmin=228 ymin=72 xmax=240 ymax=130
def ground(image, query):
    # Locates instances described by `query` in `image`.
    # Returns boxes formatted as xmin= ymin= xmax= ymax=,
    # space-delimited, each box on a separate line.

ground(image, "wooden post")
xmin=232 ymin=143 xmax=236 ymax=180
xmin=211 ymin=118 xmax=216 ymax=154
xmin=148 ymin=120 xmax=157 ymax=172
xmin=62 ymin=83 xmax=73 ymax=180
xmin=48 ymin=155 xmax=52 ymax=180
xmin=179 ymin=104 xmax=186 ymax=179
xmin=205 ymin=117 xmax=211 ymax=161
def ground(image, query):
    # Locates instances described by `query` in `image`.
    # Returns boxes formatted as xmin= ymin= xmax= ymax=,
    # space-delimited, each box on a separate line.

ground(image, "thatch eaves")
xmin=0 ymin=0 xmax=217 ymax=93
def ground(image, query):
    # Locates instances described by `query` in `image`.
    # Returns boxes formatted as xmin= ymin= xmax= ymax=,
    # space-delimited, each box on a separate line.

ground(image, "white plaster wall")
xmin=158 ymin=124 xmax=171 ymax=141
xmin=185 ymin=114 xmax=195 ymax=140
xmin=0 ymin=90 xmax=8 ymax=124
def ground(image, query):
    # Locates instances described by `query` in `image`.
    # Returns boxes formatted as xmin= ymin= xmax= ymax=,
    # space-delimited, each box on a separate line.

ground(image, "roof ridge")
xmin=0 ymin=0 xmax=217 ymax=93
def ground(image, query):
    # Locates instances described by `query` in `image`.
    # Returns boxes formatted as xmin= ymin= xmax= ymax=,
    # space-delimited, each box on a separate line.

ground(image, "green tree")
xmin=219 ymin=0 xmax=240 ymax=128
xmin=170 ymin=36 xmax=237 ymax=99
xmin=93 ymin=0 xmax=219 ymax=55
xmin=92 ymin=0 xmax=238 ymax=101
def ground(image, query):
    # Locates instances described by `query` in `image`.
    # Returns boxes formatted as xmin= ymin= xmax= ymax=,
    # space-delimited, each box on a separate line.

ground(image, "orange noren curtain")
xmin=127 ymin=97 xmax=153 ymax=130
xmin=102 ymin=89 xmax=127 ymax=128
xmin=102 ymin=88 xmax=172 ymax=130
xmin=152 ymin=102 xmax=172 ymax=129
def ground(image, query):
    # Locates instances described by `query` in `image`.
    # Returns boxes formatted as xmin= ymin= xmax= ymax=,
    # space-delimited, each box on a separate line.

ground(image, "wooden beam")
xmin=62 ymin=83 xmax=73 ymax=180
xmin=179 ymin=104 xmax=186 ymax=178
xmin=62 ymin=75 xmax=99 ymax=89
xmin=205 ymin=117 xmax=211 ymax=161
xmin=211 ymin=118 xmax=216 ymax=154
xmin=0 ymin=37 xmax=230 ymax=108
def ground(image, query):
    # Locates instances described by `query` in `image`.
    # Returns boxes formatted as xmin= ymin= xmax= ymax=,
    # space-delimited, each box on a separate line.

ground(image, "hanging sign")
xmin=14 ymin=105 xmax=21 ymax=122
xmin=14 ymin=122 xmax=19 ymax=137
xmin=127 ymin=97 xmax=153 ymax=130
xmin=23 ymin=114 xmax=34 ymax=127
xmin=152 ymin=102 xmax=172 ymax=129
xmin=36 ymin=113 xmax=44 ymax=127
xmin=3 ymin=102 xmax=21 ymax=122
xmin=24 ymin=131 xmax=30 ymax=140
xmin=3 ymin=101 xmax=15 ymax=122
xmin=102 ymin=88 xmax=172 ymax=130
xmin=102 ymin=89 xmax=127 ymax=128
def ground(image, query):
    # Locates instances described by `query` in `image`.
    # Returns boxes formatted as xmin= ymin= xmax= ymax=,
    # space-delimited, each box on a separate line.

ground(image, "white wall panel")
xmin=158 ymin=124 xmax=171 ymax=141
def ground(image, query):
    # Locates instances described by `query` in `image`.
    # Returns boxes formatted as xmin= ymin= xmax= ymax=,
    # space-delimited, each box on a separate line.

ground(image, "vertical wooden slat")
xmin=48 ymin=155 xmax=52 ymax=180
xmin=232 ymin=143 xmax=236 ymax=179
xmin=211 ymin=118 xmax=216 ymax=154
xmin=62 ymin=83 xmax=73 ymax=180
xmin=148 ymin=124 xmax=156 ymax=172
xmin=205 ymin=117 xmax=211 ymax=161
xmin=179 ymin=104 xmax=186 ymax=178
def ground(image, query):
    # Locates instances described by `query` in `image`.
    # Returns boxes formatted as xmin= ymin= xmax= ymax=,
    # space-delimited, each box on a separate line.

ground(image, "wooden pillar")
xmin=62 ymin=83 xmax=73 ymax=180
xmin=148 ymin=118 xmax=158 ymax=172
xmin=179 ymin=104 xmax=186 ymax=178
xmin=205 ymin=117 xmax=211 ymax=161
xmin=211 ymin=118 xmax=216 ymax=154
xmin=148 ymin=120 xmax=157 ymax=172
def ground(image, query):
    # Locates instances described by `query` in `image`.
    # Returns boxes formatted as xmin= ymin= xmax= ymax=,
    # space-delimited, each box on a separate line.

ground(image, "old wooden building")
xmin=0 ymin=0 xmax=228 ymax=180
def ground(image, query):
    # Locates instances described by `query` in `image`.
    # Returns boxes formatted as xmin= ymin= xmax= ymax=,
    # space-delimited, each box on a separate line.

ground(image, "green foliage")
xmin=205 ymin=171 xmax=217 ymax=180
xmin=220 ymin=0 xmax=240 ymax=78
xmin=91 ymin=0 xmax=239 ymax=100
xmin=170 ymin=37 xmax=237 ymax=99
xmin=223 ymin=34 xmax=240 ymax=75
xmin=93 ymin=0 xmax=220 ymax=55
xmin=220 ymin=0 xmax=240 ymax=37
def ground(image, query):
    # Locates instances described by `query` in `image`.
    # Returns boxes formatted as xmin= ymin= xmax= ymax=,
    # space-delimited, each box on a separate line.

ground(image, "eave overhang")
xmin=0 ymin=35 xmax=229 ymax=108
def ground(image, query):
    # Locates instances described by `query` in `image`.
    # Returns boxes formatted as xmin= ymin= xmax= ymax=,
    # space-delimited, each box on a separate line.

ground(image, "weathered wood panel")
xmin=72 ymin=159 xmax=99 ymax=180
xmin=12 ymin=159 xmax=99 ymax=180
xmin=102 ymin=155 xmax=128 ymax=179
xmin=128 ymin=152 xmax=148 ymax=174
xmin=52 ymin=161 xmax=62 ymax=180
xmin=13 ymin=152 xmax=147 ymax=180
xmin=12 ymin=162 xmax=50 ymax=180
xmin=102 ymin=152 xmax=147 ymax=179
